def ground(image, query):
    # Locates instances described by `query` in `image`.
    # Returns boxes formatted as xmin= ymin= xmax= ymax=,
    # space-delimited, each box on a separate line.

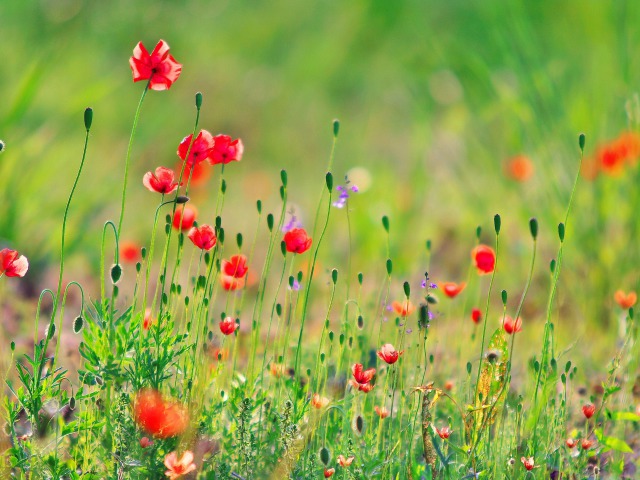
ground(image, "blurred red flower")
xmin=471 ymin=308 xmax=482 ymax=324
xmin=222 ymin=254 xmax=248 ymax=278
xmin=376 ymin=344 xmax=403 ymax=365
xmin=350 ymin=363 xmax=375 ymax=392
xmin=521 ymin=457 xmax=535 ymax=471
xmin=164 ymin=450 xmax=196 ymax=480
xmin=374 ymin=406 xmax=389 ymax=419
xmin=505 ymin=155 xmax=534 ymax=182
xmin=172 ymin=205 xmax=197 ymax=231
xmin=188 ymin=225 xmax=217 ymax=251
xmin=614 ymin=290 xmax=637 ymax=309
xmin=220 ymin=273 xmax=246 ymax=291
xmin=133 ymin=389 xmax=188 ymax=438
xmin=209 ymin=134 xmax=244 ymax=165
xmin=175 ymin=159 xmax=211 ymax=187
xmin=337 ymin=455 xmax=354 ymax=467
xmin=129 ymin=40 xmax=182 ymax=91
xmin=436 ymin=426 xmax=452 ymax=439
xmin=440 ymin=281 xmax=466 ymax=298
xmin=178 ymin=130 xmax=215 ymax=167
xmin=582 ymin=403 xmax=596 ymax=419
xmin=219 ymin=316 xmax=238 ymax=336
xmin=471 ymin=245 xmax=496 ymax=275
xmin=143 ymin=166 xmax=179 ymax=194
xmin=283 ymin=228 xmax=312 ymax=254
xmin=120 ymin=241 xmax=141 ymax=264
xmin=324 ymin=468 xmax=335 ymax=478
xmin=503 ymin=315 xmax=522 ymax=334
xmin=0 ymin=248 xmax=28 ymax=278
xmin=391 ymin=299 xmax=415 ymax=317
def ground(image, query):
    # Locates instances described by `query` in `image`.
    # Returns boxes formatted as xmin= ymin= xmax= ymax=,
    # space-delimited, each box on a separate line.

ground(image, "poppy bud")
xmin=221 ymin=179 xmax=227 ymax=194
xmin=358 ymin=272 xmax=363 ymax=285
xmin=326 ymin=172 xmax=333 ymax=192
xmin=267 ymin=214 xmax=274 ymax=231
xmin=333 ymin=119 xmax=340 ymax=137
xmin=320 ymin=446 xmax=330 ymax=466
xmin=195 ymin=92 xmax=203 ymax=109
xmin=0 ymin=140 xmax=5 ymax=152
xmin=176 ymin=196 xmax=189 ymax=204
xmin=111 ymin=264 xmax=122 ymax=284
xmin=73 ymin=316 xmax=84 ymax=334
xmin=529 ymin=217 xmax=538 ymax=239
xmin=403 ymin=281 xmax=410 ymax=297
xmin=84 ymin=107 xmax=93 ymax=131
xmin=426 ymin=239 xmax=432 ymax=251
xmin=386 ymin=259 xmax=392 ymax=275
xmin=476 ymin=225 xmax=482 ymax=239
xmin=279 ymin=185 xmax=285 ymax=201
xmin=332 ymin=269 xmax=338 ymax=284
xmin=236 ymin=233 xmax=243 ymax=249
xmin=256 ymin=199 xmax=262 ymax=214
xmin=494 ymin=214 xmax=501 ymax=235
xmin=280 ymin=169 xmax=288 ymax=187
xmin=69 ymin=396 xmax=76 ymax=410
xmin=578 ymin=133 xmax=586 ymax=153
xmin=501 ymin=290 xmax=507 ymax=305
xmin=558 ymin=223 xmax=565 ymax=242
xmin=382 ymin=215 xmax=390 ymax=233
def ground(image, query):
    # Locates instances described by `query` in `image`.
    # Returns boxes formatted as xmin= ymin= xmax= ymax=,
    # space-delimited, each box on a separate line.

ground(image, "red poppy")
xmin=175 ymin=159 xmax=211 ymax=187
xmin=505 ymin=155 xmax=534 ymax=182
xmin=471 ymin=308 xmax=482 ymax=324
xmin=222 ymin=254 xmax=248 ymax=278
xmin=374 ymin=406 xmax=389 ymax=419
xmin=350 ymin=363 xmax=375 ymax=392
xmin=120 ymin=241 xmax=141 ymax=263
xmin=178 ymin=130 xmax=215 ymax=167
xmin=391 ymin=300 xmax=415 ymax=317
xmin=503 ymin=316 xmax=522 ymax=334
xmin=311 ymin=393 xmax=330 ymax=409
xmin=143 ymin=166 xmax=180 ymax=194
xmin=582 ymin=403 xmax=596 ymax=419
xmin=565 ymin=438 xmax=577 ymax=448
xmin=283 ymin=228 xmax=312 ymax=254
xmin=376 ymin=344 xmax=404 ymax=365
xmin=472 ymin=245 xmax=496 ymax=275
xmin=164 ymin=451 xmax=196 ymax=480
xmin=187 ymin=225 xmax=217 ymax=251
xmin=614 ymin=290 xmax=637 ymax=309
xmin=133 ymin=389 xmax=188 ymax=438
xmin=220 ymin=273 xmax=246 ymax=291
xmin=143 ymin=308 xmax=154 ymax=331
xmin=139 ymin=436 xmax=153 ymax=448
xmin=440 ymin=281 xmax=466 ymax=298
xmin=129 ymin=40 xmax=182 ymax=91
xmin=436 ymin=426 xmax=452 ymax=439
xmin=581 ymin=438 xmax=594 ymax=450
xmin=209 ymin=134 xmax=244 ymax=165
xmin=219 ymin=316 xmax=238 ymax=335
xmin=172 ymin=205 xmax=197 ymax=231
xmin=337 ymin=455 xmax=354 ymax=467
xmin=324 ymin=468 xmax=335 ymax=478
xmin=0 ymin=248 xmax=28 ymax=278
xmin=520 ymin=457 xmax=535 ymax=471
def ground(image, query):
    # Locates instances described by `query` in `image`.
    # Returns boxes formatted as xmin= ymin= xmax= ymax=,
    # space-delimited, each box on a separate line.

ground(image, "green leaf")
xmin=608 ymin=411 xmax=640 ymax=422
xmin=594 ymin=428 xmax=633 ymax=453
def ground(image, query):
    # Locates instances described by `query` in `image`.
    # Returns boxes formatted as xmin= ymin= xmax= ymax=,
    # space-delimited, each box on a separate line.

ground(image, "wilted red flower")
xmin=472 ymin=245 xmax=496 ymax=275
xmin=172 ymin=205 xmax=197 ymax=231
xmin=581 ymin=438 xmax=594 ymax=450
xmin=614 ymin=290 xmax=637 ymax=309
xmin=582 ymin=403 xmax=596 ymax=419
xmin=440 ymin=281 xmax=466 ymax=298
xmin=471 ymin=308 xmax=482 ymax=324
xmin=129 ymin=40 xmax=182 ymax=91
xmin=503 ymin=315 xmax=522 ymax=334
xmin=188 ymin=225 xmax=217 ymax=251
xmin=0 ymin=248 xmax=28 ymax=278
xmin=337 ymin=455 xmax=354 ymax=467
xmin=350 ymin=363 xmax=375 ymax=392
xmin=134 ymin=389 xmax=188 ymax=438
xmin=324 ymin=468 xmax=335 ymax=478
xmin=505 ymin=155 xmax=534 ymax=182
xmin=164 ymin=450 xmax=196 ymax=479
xmin=139 ymin=436 xmax=153 ymax=448
xmin=175 ymin=159 xmax=211 ymax=187
xmin=219 ymin=316 xmax=238 ymax=336
xmin=209 ymin=134 xmax=244 ymax=165
xmin=391 ymin=299 xmax=415 ymax=317
xmin=566 ymin=438 xmax=577 ymax=448
xmin=178 ymin=130 xmax=215 ymax=167
xmin=374 ymin=406 xmax=389 ymax=419
xmin=143 ymin=308 xmax=154 ymax=331
xmin=120 ymin=241 xmax=141 ymax=264
xmin=376 ymin=344 xmax=404 ymax=365
xmin=436 ymin=426 xmax=452 ymax=439
xmin=311 ymin=393 xmax=330 ymax=409
xmin=283 ymin=228 xmax=312 ymax=254
xmin=222 ymin=254 xmax=248 ymax=278
xmin=143 ymin=166 xmax=179 ymax=194
xmin=521 ymin=457 xmax=535 ymax=471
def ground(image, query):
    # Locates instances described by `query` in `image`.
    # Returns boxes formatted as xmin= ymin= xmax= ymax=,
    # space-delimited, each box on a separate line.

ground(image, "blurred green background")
xmin=1 ymin=0 xmax=639 ymax=365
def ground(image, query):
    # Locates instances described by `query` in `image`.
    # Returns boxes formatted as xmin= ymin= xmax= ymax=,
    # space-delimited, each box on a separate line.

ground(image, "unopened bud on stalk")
xmin=195 ymin=92 xmax=203 ymax=109
xmin=494 ymin=214 xmax=501 ymax=235
xmin=73 ymin=316 xmax=84 ymax=334
xmin=403 ymin=281 xmax=410 ymax=297
xmin=382 ymin=215 xmax=390 ymax=233
xmin=111 ymin=264 xmax=122 ymax=284
xmin=176 ymin=195 xmax=189 ymax=204
xmin=529 ymin=218 xmax=538 ymax=239
xmin=332 ymin=269 xmax=338 ymax=284
xmin=333 ymin=119 xmax=340 ymax=137
xmin=426 ymin=239 xmax=431 ymax=251
xmin=558 ymin=223 xmax=565 ymax=242
xmin=280 ymin=169 xmax=288 ymax=187
xmin=84 ymin=107 xmax=93 ymax=131
xmin=236 ymin=233 xmax=243 ymax=248
xmin=326 ymin=172 xmax=333 ymax=191
xmin=386 ymin=258 xmax=392 ymax=276
xmin=280 ymin=240 xmax=286 ymax=257
xmin=501 ymin=290 xmax=507 ymax=305
xmin=358 ymin=272 xmax=363 ymax=285
xmin=267 ymin=214 xmax=274 ymax=231
xmin=221 ymin=179 xmax=227 ymax=194
xmin=476 ymin=226 xmax=482 ymax=239
xmin=578 ymin=133 xmax=586 ymax=153
xmin=256 ymin=200 xmax=262 ymax=214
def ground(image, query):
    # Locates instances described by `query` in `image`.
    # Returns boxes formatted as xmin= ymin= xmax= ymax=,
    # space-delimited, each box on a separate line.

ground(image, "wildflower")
xmin=332 ymin=182 xmax=359 ymax=208
xmin=440 ymin=281 xmax=466 ymax=298
xmin=270 ymin=363 xmax=286 ymax=377
xmin=188 ymin=225 xmax=217 ymax=251
xmin=444 ymin=380 xmax=454 ymax=391
xmin=503 ymin=315 xmax=522 ymax=334
xmin=222 ymin=254 xmax=248 ymax=278
xmin=436 ymin=426 xmax=452 ymax=439
xmin=134 ymin=389 xmax=188 ymax=438
xmin=221 ymin=273 xmax=246 ymax=291
xmin=376 ymin=344 xmax=404 ymax=365
xmin=337 ymin=455 xmax=354 ymax=467
xmin=120 ymin=241 xmax=141 ymax=263
xmin=595 ymin=132 xmax=640 ymax=175
xmin=471 ymin=308 xmax=482 ymax=324
xmin=178 ymin=130 xmax=216 ymax=167
xmin=175 ymin=159 xmax=211 ymax=186
xmin=566 ymin=438 xmax=577 ymax=448
xmin=164 ymin=450 xmax=196 ymax=479
xmin=581 ymin=438 xmax=594 ymax=450
xmin=472 ymin=244 xmax=496 ymax=275
xmin=172 ymin=205 xmax=197 ymax=231
xmin=0 ymin=248 xmax=29 ymax=278
xmin=582 ymin=403 xmax=596 ymax=419
xmin=283 ymin=228 xmax=312 ymax=254
xmin=505 ymin=155 xmax=534 ymax=182
xmin=614 ymin=290 xmax=637 ymax=309
xmin=324 ymin=468 xmax=335 ymax=478
xmin=350 ymin=364 xmax=375 ymax=392
xmin=311 ymin=393 xmax=330 ymax=409
xmin=129 ymin=40 xmax=182 ymax=91
xmin=209 ymin=134 xmax=244 ymax=165
xmin=391 ymin=299 xmax=415 ymax=317
xmin=374 ymin=406 xmax=389 ymax=419
xmin=143 ymin=308 xmax=154 ymax=331
xmin=521 ymin=457 xmax=535 ymax=471
xmin=219 ymin=317 xmax=238 ymax=336
xmin=143 ymin=166 xmax=179 ymax=194
xmin=139 ymin=436 xmax=153 ymax=448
